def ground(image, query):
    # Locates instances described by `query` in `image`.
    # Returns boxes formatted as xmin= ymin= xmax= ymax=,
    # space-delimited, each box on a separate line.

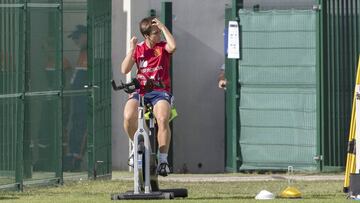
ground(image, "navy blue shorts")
xmin=129 ymin=91 xmax=173 ymax=107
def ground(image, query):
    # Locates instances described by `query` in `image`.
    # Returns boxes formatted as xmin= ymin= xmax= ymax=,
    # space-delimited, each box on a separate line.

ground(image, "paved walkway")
xmin=112 ymin=171 xmax=344 ymax=182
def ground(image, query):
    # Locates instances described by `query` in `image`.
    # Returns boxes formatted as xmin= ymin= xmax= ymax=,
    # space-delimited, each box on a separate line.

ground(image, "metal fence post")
xmin=225 ymin=0 xmax=243 ymax=172
xmin=316 ymin=0 xmax=324 ymax=172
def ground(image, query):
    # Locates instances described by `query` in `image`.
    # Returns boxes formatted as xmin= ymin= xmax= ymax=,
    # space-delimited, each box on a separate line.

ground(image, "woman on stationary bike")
xmin=120 ymin=16 xmax=176 ymax=177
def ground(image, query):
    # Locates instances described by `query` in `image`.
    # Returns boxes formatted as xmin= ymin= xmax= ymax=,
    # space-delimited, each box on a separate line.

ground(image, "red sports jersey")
xmin=132 ymin=41 xmax=171 ymax=94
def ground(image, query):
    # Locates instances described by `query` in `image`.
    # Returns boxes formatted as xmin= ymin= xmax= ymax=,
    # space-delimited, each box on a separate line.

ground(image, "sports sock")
xmin=159 ymin=153 xmax=168 ymax=164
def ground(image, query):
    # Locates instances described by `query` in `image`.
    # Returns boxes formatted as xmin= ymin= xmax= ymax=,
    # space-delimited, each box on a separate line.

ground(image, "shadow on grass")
xmin=0 ymin=196 xmax=20 ymax=200
xmin=305 ymin=194 xmax=345 ymax=199
xmin=189 ymin=194 xmax=345 ymax=201
xmin=188 ymin=195 xmax=254 ymax=200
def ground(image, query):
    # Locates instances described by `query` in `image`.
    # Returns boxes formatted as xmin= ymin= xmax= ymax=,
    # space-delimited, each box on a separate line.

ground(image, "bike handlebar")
xmin=111 ymin=78 xmax=164 ymax=93
xmin=111 ymin=78 xmax=140 ymax=93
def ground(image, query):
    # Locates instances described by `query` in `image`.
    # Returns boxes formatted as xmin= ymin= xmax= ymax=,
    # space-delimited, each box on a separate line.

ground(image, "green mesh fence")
xmin=0 ymin=0 xmax=111 ymax=190
xmin=0 ymin=0 xmax=25 ymax=189
xmin=320 ymin=0 xmax=360 ymax=171
xmin=87 ymin=0 xmax=112 ymax=178
xmin=62 ymin=0 xmax=89 ymax=177
xmin=238 ymin=10 xmax=318 ymax=171
xmin=23 ymin=2 xmax=61 ymax=181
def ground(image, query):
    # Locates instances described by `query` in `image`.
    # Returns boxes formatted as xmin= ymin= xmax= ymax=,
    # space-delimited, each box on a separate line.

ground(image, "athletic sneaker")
xmin=157 ymin=162 xmax=171 ymax=177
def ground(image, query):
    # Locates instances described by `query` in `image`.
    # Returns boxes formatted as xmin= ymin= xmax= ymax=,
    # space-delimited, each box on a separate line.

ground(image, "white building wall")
xmin=169 ymin=0 xmax=230 ymax=173
xmin=111 ymin=0 xmax=128 ymax=170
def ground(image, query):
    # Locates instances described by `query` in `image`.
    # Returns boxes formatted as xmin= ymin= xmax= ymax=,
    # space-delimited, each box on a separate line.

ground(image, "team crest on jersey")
xmin=139 ymin=60 xmax=148 ymax=68
xmin=154 ymin=48 xmax=161 ymax=57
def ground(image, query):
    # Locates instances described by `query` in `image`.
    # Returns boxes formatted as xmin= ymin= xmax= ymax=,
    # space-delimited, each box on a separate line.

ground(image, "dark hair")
xmin=139 ymin=16 xmax=156 ymax=37
xmin=68 ymin=25 xmax=87 ymax=40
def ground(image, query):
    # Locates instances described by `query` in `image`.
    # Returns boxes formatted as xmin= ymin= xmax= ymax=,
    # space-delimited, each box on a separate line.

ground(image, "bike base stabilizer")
xmin=111 ymin=191 xmax=174 ymax=200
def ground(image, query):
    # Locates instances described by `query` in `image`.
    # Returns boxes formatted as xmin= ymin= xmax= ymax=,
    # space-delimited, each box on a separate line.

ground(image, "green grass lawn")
xmin=0 ymin=172 xmax=349 ymax=203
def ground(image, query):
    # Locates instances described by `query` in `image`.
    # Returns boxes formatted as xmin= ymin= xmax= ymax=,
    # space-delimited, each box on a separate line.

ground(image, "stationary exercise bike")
xmin=111 ymin=78 xmax=188 ymax=200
